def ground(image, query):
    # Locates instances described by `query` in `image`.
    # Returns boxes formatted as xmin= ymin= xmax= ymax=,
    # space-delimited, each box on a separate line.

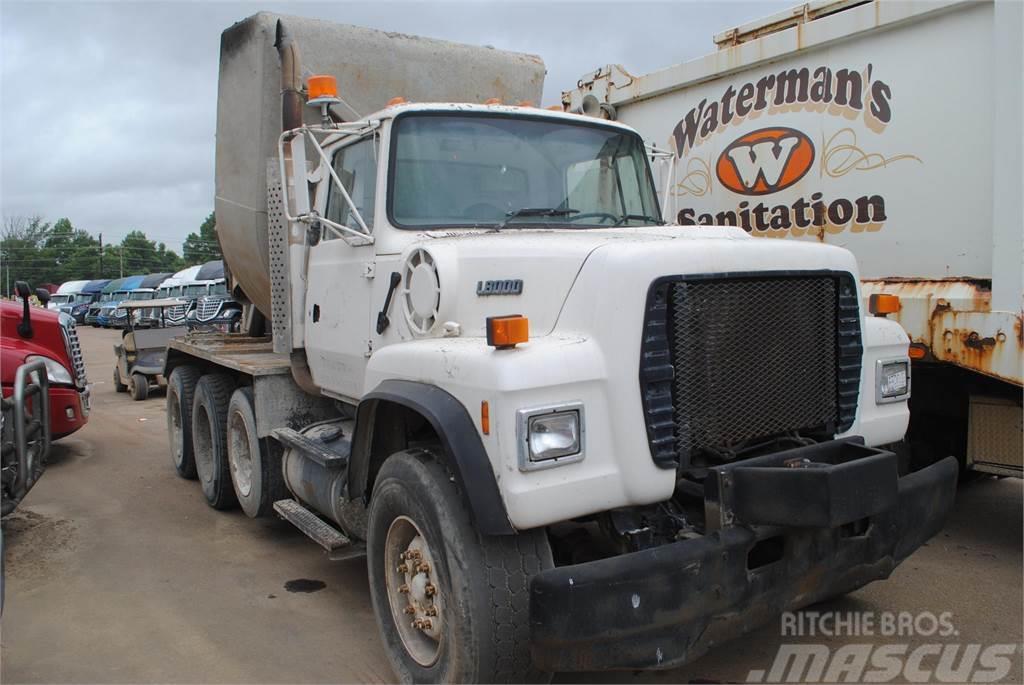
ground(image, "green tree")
xmin=1 ymin=215 xmax=51 ymax=295
xmin=183 ymin=212 xmax=221 ymax=264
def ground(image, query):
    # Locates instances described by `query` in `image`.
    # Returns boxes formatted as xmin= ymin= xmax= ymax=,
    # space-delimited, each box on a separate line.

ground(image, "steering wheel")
xmin=565 ymin=212 xmax=618 ymax=224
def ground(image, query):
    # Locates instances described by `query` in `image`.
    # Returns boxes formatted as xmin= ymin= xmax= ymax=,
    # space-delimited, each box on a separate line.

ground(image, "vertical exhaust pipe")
xmin=275 ymin=19 xmax=303 ymax=132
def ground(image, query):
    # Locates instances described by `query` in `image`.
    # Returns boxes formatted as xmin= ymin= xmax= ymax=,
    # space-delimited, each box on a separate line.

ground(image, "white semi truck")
xmin=563 ymin=0 xmax=1023 ymax=478
xmin=164 ymin=12 xmax=957 ymax=682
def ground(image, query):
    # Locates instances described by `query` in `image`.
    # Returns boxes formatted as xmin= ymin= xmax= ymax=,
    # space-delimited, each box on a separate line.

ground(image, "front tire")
xmin=129 ymin=373 xmax=149 ymax=401
xmin=191 ymin=374 xmax=237 ymax=510
xmin=367 ymin=449 xmax=552 ymax=683
xmin=226 ymin=386 xmax=287 ymax=518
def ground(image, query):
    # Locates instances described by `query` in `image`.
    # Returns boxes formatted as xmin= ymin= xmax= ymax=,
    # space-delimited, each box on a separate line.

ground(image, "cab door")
xmin=304 ymin=135 xmax=378 ymax=401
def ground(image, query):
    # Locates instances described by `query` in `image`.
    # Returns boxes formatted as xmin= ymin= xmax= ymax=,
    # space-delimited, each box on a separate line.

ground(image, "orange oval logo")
xmin=716 ymin=127 xmax=815 ymax=196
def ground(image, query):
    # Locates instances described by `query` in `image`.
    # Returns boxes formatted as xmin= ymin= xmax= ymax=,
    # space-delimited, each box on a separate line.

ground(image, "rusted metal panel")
xmin=862 ymin=278 xmax=1023 ymax=386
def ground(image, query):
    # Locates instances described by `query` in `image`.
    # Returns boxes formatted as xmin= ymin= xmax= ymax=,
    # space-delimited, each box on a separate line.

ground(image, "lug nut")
xmin=424 ymin=583 xmax=436 ymax=597
xmin=399 ymin=584 xmax=409 ymax=594
xmin=397 ymin=564 xmax=409 ymax=573
xmin=403 ymin=606 xmax=416 ymax=615
xmin=421 ymin=619 xmax=432 ymax=630
xmin=425 ymin=606 xmax=437 ymax=617
xmin=418 ymin=562 xmax=430 ymax=573
xmin=413 ymin=618 xmax=424 ymax=629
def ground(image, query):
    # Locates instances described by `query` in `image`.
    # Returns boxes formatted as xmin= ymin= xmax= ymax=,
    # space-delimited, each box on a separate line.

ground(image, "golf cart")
xmin=112 ymin=299 xmax=187 ymax=401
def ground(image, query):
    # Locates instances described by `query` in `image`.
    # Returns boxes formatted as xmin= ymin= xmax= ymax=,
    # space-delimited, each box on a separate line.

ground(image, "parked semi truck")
xmin=563 ymin=0 xmax=1023 ymax=478
xmin=163 ymin=12 xmax=957 ymax=682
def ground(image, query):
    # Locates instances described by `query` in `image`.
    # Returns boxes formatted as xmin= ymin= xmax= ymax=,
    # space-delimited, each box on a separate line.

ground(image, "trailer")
xmin=563 ymin=0 xmax=1023 ymax=478
xmin=163 ymin=12 xmax=956 ymax=682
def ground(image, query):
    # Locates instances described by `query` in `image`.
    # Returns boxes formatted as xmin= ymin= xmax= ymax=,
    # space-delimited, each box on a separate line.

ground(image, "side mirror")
xmin=35 ymin=288 xmax=51 ymax=304
xmin=13 ymin=280 xmax=33 ymax=338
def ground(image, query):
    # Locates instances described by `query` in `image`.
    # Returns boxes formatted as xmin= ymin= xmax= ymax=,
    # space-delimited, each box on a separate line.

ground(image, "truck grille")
xmin=166 ymin=303 xmax=187 ymax=320
xmin=639 ymin=272 xmax=861 ymax=468
xmin=197 ymin=297 xmax=223 ymax=321
xmin=61 ymin=319 xmax=88 ymax=388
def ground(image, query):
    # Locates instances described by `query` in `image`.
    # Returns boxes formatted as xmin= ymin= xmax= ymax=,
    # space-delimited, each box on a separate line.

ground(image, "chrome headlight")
xmin=876 ymin=358 xmax=910 ymax=403
xmin=25 ymin=355 xmax=74 ymax=385
xmin=114 ymin=308 xmax=127 ymax=317
xmin=517 ymin=403 xmax=584 ymax=471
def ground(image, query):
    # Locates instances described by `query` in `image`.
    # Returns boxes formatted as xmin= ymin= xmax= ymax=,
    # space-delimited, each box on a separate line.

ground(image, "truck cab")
xmin=163 ymin=15 xmax=958 ymax=682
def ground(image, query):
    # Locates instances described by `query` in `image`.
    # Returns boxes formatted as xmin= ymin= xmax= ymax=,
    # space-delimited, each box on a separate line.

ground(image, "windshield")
xmin=72 ymin=293 xmax=93 ymax=304
xmin=389 ymin=113 xmax=661 ymax=229
xmin=209 ymin=282 xmax=228 ymax=296
xmin=128 ymin=291 xmax=153 ymax=301
xmin=183 ymin=284 xmax=207 ymax=298
xmin=50 ymin=294 xmax=72 ymax=305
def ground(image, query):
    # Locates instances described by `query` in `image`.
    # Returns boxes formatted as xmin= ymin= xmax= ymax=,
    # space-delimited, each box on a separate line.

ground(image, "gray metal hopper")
xmin=215 ymin=12 xmax=547 ymax=317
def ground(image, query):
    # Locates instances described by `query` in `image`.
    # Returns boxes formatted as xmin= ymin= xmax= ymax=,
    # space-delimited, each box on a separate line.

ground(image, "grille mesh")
xmin=197 ymin=298 xmax=223 ymax=321
xmin=62 ymin=320 xmax=88 ymax=388
xmin=667 ymin=276 xmax=838 ymax=458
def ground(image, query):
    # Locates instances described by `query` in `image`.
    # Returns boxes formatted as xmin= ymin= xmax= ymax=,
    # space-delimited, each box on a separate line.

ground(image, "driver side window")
xmin=325 ymin=137 xmax=377 ymax=236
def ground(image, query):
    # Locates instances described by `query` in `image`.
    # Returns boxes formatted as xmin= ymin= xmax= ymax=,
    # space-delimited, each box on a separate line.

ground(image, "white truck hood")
xmin=416 ymin=225 xmax=859 ymax=339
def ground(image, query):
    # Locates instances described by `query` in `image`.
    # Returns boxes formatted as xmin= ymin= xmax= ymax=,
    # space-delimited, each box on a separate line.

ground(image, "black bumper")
xmin=529 ymin=453 xmax=958 ymax=672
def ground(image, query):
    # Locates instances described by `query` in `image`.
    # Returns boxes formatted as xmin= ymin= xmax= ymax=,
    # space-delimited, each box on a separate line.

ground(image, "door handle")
xmin=376 ymin=272 xmax=402 ymax=334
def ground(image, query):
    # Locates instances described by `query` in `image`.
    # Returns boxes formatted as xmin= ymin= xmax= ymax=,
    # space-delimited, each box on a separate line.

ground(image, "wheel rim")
xmin=384 ymin=515 xmax=443 ymax=667
xmin=169 ymin=394 xmax=184 ymax=465
xmin=227 ymin=409 xmax=253 ymax=497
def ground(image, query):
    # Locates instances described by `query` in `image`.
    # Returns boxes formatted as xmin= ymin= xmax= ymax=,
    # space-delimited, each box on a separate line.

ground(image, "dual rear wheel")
xmin=165 ymin=366 xmax=284 ymax=515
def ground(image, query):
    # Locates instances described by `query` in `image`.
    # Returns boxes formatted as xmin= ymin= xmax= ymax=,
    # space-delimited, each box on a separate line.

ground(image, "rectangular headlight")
xmin=876 ymin=358 xmax=910 ymax=403
xmin=517 ymin=403 xmax=585 ymax=471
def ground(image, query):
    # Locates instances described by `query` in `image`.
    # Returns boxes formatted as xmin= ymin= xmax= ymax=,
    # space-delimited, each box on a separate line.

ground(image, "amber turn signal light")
xmin=487 ymin=315 xmax=528 ymax=348
xmin=307 ymin=74 xmax=339 ymax=101
xmin=909 ymin=344 xmax=927 ymax=360
xmin=480 ymin=401 xmax=490 ymax=435
xmin=869 ymin=293 xmax=900 ymax=316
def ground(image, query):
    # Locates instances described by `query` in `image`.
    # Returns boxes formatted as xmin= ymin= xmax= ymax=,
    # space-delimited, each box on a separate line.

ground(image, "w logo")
xmin=716 ymin=127 xmax=815 ymax=196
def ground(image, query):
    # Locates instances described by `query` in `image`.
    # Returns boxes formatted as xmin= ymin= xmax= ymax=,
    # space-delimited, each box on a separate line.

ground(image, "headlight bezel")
xmin=876 ymin=357 xmax=911 ymax=403
xmin=25 ymin=354 xmax=74 ymax=386
xmin=516 ymin=401 xmax=585 ymax=472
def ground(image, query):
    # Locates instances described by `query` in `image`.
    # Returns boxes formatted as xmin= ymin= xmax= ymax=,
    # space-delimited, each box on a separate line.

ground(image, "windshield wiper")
xmin=496 ymin=207 xmax=579 ymax=230
xmin=614 ymin=213 xmax=666 ymax=226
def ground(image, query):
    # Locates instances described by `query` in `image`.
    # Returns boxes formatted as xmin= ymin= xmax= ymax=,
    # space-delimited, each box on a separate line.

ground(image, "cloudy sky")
xmin=1 ymin=0 xmax=789 ymax=254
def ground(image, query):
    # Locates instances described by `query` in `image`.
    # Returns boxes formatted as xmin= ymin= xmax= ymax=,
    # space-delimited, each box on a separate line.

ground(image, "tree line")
xmin=0 ymin=213 xmax=221 ymax=296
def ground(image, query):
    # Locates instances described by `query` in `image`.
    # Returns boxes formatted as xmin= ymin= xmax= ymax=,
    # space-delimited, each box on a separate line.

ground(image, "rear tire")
xmin=191 ymin=374 xmax=238 ymax=510
xmin=226 ymin=386 xmax=287 ymax=518
xmin=367 ymin=448 xmax=553 ymax=684
xmin=113 ymin=367 xmax=127 ymax=393
xmin=129 ymin=373 xmax=149 ymax=401
xmin=167 ymin=366 xmax=201 ymax=479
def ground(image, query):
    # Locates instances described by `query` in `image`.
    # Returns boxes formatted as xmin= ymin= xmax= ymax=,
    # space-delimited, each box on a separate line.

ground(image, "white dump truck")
xmin=164 ymin=12 xmax=957 ymax=682
xmin=563 ymin=0 xmax=1023 ymax=478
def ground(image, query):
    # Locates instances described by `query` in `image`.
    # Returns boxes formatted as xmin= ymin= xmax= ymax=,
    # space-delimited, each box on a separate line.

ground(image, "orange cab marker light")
xmin=487 ymin=315 xmax=528 ymax=349
xmin=869 ymin=293 xmax=900 ymax=316
xmin=909 ymin=344 xmax=927 ymax=360
xmin=546 ymin=105 xmax=564 ymax=111
xmin=307 ymin=74 xmax=339 ymax=102
xmin=517 ymin=100 xmax=534 ymax=107
xmin=386 ymin=96 xmax=407 ymax=107
xmin=481 ymin=401 xmax=490 ymax=435
xmin=484 ymin=97 xmax=502 ymax=105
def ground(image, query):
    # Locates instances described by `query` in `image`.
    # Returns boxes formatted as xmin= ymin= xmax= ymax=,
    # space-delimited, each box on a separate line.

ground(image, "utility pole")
xmin=98 ymin=233 xmax=103 ymax=278
xmin=120 ymin=249 xmax=124 ymax=278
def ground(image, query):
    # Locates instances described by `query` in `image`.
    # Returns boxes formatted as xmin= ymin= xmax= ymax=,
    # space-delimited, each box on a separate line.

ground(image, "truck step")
xmin=273 ymin=499 xmax=351 ymax=553
xmin=274 ymin=426 xmax=349 ymax=469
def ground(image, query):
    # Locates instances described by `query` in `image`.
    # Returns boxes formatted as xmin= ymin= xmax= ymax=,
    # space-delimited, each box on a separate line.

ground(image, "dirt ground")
xmin=2 ymin=327 xmax=1021 ymax=684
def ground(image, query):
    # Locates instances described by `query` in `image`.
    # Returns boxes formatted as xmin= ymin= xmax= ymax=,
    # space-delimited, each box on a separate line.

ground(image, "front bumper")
xmin=49 ymin=386 xmax=89 ymax=439
xmin=529 ymin=453 xmax=958 ymax=672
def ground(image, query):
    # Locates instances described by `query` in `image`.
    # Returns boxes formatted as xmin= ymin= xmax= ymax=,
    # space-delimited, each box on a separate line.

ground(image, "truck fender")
xmin=350 ymin=379 xmax=515 ymax=535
